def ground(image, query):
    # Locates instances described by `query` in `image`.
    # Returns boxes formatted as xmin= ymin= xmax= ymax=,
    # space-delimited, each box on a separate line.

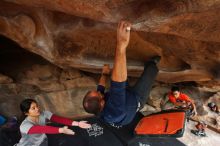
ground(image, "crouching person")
xmin=160 ymin=86 xmax=197 ymax=119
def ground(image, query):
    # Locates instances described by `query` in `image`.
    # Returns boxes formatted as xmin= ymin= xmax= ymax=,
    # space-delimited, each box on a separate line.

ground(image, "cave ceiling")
xmin=0 ymin=0 xmax=220 ymax=86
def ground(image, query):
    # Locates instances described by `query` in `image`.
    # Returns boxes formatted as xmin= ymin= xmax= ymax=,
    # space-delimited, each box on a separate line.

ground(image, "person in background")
xmin=208 ymin=102 xmax=219 ymax=114
xmin=16 ymin=98 xmax=91 ymax=146
xmin=161 ymin=86 xmax=197 ymax=117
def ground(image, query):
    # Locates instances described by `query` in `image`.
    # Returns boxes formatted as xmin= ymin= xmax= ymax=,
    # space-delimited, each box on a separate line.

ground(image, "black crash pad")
xmin=0 ymin=112 xmax=186 ymax=146
xmin=47 ymin=117 xmax=123 ymax=146
xmin=0 ymin=127 xmax=20 ymax=146
xmin=48 ymin=112 xmax=186 ymax=146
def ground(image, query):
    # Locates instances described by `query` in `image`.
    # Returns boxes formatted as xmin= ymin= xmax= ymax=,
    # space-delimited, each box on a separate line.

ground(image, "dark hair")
xmin=83 ymin=91 xmax=101 ymax=115
xmin=171 ymin=86 xmax=180 ymax=92
xmin=20 ymin=98 xmax=37 ymax=115
xmin=208 ymin=102 xmax=215 ymax=108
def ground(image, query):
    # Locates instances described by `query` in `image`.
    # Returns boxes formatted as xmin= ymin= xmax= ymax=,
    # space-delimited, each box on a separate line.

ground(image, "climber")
xmin=83 ymin=20 xmax=160 ymax=127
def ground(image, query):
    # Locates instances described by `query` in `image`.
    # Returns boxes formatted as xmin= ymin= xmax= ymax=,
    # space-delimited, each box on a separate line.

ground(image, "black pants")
xmin=40 ymin=138 xmax=48 ymax=146
xmin=131 ymin=61 xmax=159 ymax=109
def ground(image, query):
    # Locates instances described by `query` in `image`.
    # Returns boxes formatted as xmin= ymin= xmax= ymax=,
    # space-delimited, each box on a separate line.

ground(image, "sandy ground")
xmin=178 ymin=120 xmax=220 ymax=146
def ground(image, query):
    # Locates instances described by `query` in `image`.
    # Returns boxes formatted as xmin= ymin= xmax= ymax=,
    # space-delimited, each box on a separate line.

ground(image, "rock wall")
xmin=0 ymin=65 xmax=96 ymax=118
xmin=0 ymin=0 xmax=219 ymax=86
xmin=0 ymin=0 xmax=219 ymax=130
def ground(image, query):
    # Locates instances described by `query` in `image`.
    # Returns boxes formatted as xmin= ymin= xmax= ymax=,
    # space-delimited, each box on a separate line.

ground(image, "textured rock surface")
xmin=0 ymin=65 xmax=97 ymax=118
xmin=0 ymin=73 xmax=13 ymax=84
xmin=0 ymin=0 xmax=219 ymax=85
xmin=0 ymin=0 xmax=219 ymax=135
